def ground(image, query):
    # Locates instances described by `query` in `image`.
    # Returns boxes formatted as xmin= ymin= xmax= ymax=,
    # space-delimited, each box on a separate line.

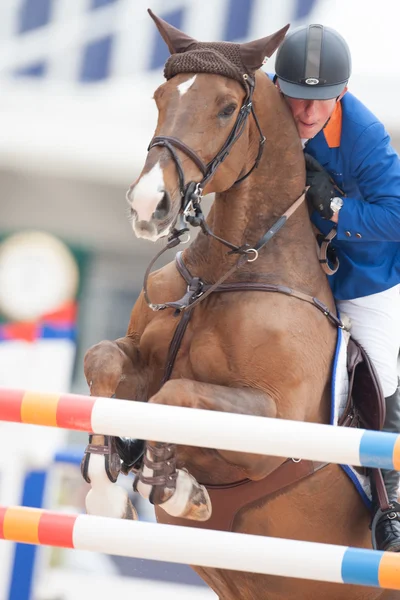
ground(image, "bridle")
xmin=142 ymin=72 xmax=311 ymax=315
xmin=147 ymin=73 xmax=265 ymax=222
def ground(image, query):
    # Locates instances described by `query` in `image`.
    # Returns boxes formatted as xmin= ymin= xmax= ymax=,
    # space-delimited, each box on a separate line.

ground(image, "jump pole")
xmin=0 ymin=388 xmax=399 ymax=471
xmin=0 ymin=506 xmax=399 ymax=590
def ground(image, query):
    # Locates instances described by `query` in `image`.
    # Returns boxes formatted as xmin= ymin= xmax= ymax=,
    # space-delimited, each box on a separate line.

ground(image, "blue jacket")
xmin=305 ymin=92 xmax=400 ymax=300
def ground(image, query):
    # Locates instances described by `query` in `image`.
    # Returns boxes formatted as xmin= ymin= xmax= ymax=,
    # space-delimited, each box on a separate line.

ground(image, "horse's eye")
xmin=218 ymin=104 xmax=237 ymax=118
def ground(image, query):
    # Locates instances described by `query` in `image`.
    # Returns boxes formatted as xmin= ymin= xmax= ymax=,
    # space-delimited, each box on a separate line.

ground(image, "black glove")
xmin=305 ymin=153 xmax=339 ymax=220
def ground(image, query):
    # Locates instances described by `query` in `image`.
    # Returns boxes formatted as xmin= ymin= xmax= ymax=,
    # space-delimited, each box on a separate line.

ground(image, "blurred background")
xmin=0 ymin=0 xmax=399 ymax=598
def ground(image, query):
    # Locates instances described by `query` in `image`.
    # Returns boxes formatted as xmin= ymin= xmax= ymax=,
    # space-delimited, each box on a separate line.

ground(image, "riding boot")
xmin=371 ymin=384 xmax=400 ymax=552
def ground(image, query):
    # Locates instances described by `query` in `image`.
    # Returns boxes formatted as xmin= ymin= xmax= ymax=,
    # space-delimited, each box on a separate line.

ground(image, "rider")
xmin=273 ymin=24 xmax=400 ymax=552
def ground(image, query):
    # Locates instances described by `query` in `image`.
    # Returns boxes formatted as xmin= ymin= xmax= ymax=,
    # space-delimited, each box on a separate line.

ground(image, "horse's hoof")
xmin=85 ymin=483 xmax=137 ymax=520
xmin=179 ymin=482 xmax=212 ymax=521
xmin=160 ymin=469 xmax=212 ymax=521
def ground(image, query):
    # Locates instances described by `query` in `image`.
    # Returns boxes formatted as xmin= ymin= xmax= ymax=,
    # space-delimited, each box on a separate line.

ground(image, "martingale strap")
xmin=162 ymin=251 xmax=345 ymax=383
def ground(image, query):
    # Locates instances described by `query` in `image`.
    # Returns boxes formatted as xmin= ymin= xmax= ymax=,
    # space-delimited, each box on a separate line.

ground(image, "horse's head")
xmin=126 ymin=10 xmax=289 ymax=241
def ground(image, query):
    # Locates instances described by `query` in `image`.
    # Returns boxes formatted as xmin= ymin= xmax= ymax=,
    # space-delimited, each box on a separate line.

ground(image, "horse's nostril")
xmin=130 ymin=206 xmax=137 ymax=220
xmin=153 ymin=191 xmax=171 ymax=220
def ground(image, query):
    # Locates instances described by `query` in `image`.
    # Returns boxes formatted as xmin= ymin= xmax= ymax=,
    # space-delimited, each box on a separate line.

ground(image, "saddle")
xmin=339 ymin=336 xmax=385 ymax=432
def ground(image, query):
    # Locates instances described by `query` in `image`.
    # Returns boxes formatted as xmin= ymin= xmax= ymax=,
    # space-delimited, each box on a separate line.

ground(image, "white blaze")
xmin=129 ymin=161 xmax=165 ymax=222
xmin=177 ymin=74 xmax=197 ymax=96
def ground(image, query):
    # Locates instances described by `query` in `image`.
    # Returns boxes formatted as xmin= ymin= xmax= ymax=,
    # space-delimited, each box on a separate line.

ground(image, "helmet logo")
xmin=305 ymin=77 xmax=319 ymax=85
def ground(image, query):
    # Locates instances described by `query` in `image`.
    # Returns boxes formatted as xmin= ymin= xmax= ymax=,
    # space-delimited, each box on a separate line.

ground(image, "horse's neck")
xmin=187 ymin=76 xmax=325 ymax=291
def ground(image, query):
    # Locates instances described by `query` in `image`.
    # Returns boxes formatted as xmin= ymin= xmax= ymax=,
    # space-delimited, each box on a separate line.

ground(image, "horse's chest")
xmin=175 ymin=327 xmax=230 ymax=382
xmin=141 ymin=313 xmax=224 ymax=379
xmin=141 ymin=304 xmax=263 ymax=385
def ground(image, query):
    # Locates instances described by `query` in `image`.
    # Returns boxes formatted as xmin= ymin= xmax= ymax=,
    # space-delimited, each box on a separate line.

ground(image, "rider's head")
xmin=275 ymin=24 xmax=352 ymax=139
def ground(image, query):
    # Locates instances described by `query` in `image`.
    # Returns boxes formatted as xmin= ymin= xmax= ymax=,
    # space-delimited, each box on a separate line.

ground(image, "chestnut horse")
xmin=82 ymin=11 xmax=400 ymax=600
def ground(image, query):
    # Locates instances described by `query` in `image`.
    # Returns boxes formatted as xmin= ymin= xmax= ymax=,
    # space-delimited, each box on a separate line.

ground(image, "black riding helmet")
xmin=275 ymin=24 xmax=352 ymax=100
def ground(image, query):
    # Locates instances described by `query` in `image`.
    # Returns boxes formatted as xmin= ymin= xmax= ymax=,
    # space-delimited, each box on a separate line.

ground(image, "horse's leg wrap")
xmin=81 ymin=434 xmax=137 ymax=520
xmin=134 ymin=442 xmax=212 ymax=521
xmin=81 ymin=434 xmax=121 ymax=483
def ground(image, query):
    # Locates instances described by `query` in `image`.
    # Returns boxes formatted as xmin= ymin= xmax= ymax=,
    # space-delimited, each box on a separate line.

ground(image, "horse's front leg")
xmin=134 ymin=439 xmax=214 ymax=521
xmin=81 ymin=336 xmax=149 ymax=520
xmin=135 ymin=378 xmax=280 ymax=521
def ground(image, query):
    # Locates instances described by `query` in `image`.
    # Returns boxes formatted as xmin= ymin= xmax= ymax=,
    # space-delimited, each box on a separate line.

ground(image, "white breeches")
xmin=337 ymin=284 xmax=400 ymax=398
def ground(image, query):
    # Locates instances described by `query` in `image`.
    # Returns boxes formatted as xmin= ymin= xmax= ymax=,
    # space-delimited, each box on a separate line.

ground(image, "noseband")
xmin=147 ymin=74 xmax=265 ymax=216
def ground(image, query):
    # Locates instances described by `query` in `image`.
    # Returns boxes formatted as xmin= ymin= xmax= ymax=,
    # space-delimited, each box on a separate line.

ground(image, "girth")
xmin=159 ymin=251 xmax=332 ymax=525
xmin=156 ymin=458 xmax=327 ymax=532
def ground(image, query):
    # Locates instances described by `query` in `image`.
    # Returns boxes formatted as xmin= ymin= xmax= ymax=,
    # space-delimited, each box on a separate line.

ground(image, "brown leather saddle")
xmin=340 ymin=337 xmax=385 ymax=431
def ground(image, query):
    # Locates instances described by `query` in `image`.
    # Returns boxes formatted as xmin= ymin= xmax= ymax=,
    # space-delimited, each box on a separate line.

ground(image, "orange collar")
xmin=323 ymin=101 xmax=342 ymax=148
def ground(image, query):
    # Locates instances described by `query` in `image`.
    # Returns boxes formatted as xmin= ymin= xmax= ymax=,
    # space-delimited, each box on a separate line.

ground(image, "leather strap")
xmin=162 ymin=252 xmax=344 ymax=385
xmin=176 ymin=252 xmax=343 ymax=327
xmin=143 ymin=191 xmax=308 ymax=313
xmin=157 ymin=458 xmax=328 ymax=532
xmin=371 ymin=468 xmax=390 ymax=512
xmin=318 ymin=227 xmax=339 ymax=275
xmin=150 ymin=136 xmax=208 ymax=175
xmin=162 ymin=307 xmax=195 ymax=384
xmin=181 ymin=193 xmax=309 ymax=312
xmin=253 ymin=192 xmax=306 ymax=252
xmin=81 ymin=435 xmax=121 ymax=484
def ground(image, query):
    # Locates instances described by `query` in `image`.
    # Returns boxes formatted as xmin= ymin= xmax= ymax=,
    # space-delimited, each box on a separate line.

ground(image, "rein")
xmin=143 ymin=190 xmax=309 ymax=313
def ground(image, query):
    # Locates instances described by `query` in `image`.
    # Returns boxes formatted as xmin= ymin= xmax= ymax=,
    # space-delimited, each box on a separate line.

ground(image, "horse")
xmin=82 ymin=10 xmax=400 ymax=600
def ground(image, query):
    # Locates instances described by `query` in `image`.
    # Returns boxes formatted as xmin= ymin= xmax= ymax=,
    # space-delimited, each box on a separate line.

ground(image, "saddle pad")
xmin=331 ymin=321 xmax=372 ymax=507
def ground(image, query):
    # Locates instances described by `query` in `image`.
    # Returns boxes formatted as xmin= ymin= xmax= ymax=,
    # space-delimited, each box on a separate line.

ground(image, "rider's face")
xmin=283 ymin=96 xmax=337 ymax=139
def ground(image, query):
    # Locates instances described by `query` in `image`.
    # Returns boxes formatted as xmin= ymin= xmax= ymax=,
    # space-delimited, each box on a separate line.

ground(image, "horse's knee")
xmin=84 ymin=340 xmax=126 ymax=396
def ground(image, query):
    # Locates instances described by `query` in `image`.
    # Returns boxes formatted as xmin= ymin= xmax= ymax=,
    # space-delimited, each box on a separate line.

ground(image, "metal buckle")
xmin=194 ymin=183 xmax=203 ymax=198
xmin=179 ymin=233 xmax=191 ymax=244
xmin=183 ymin=200 xmax=194 ymax=216
xmin=189 ymin=281 xmax=204 ymax=302
xmin=184 ymin=185 xmax=202 ymax=217
xmin=245 ymin=248 xmax=259 ymax=262
xmin=149 ymin=303 xmax=166 ymax=312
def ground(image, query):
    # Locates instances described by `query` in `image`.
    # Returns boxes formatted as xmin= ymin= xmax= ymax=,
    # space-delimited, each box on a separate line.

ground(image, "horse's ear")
xmin=240 ymin=25 xmax=290 ymax=72
xmin=148 ymin=9 xmax=197 ymax=55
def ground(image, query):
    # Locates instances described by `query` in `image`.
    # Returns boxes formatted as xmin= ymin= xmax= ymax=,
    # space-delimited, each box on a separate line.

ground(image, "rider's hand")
xmin=305 ymin=153 xmax=340 ymax=220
